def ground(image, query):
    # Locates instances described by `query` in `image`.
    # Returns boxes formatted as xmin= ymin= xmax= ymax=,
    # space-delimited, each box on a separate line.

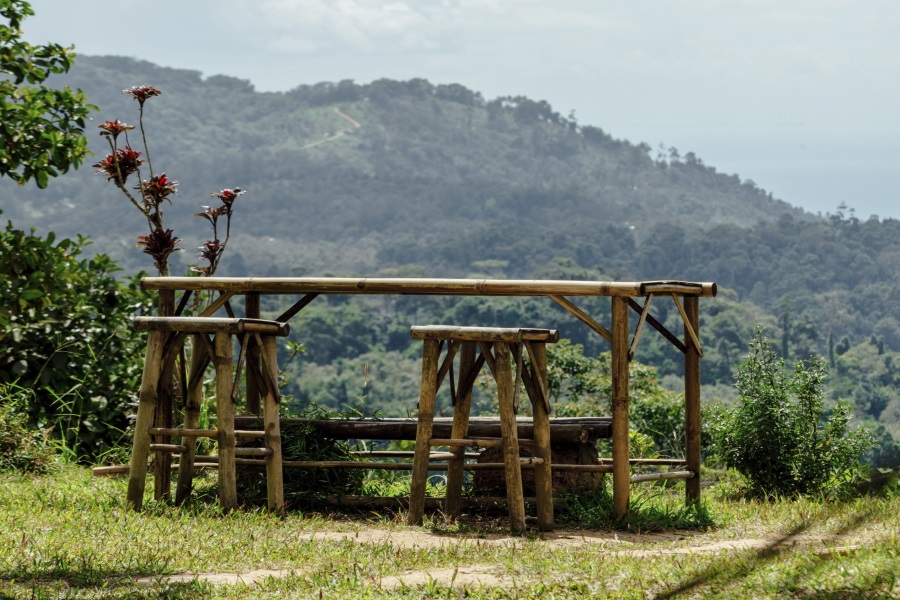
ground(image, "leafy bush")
xmin=0 ymin=215 xmax=151 ymax=461
xmin=0 ymin=384 xmax=56 ymax=474
xmin=710 ymin=328 xmax=873 ymax=498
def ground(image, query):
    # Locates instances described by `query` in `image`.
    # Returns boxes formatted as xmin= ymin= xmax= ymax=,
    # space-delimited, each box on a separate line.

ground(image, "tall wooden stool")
xmin=126 ymin=317 xmax=288 ymax=513
xmin=407 ymin=325 xmax=559 ymax=532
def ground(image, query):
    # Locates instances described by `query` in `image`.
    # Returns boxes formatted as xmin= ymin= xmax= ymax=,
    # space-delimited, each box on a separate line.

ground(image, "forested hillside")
xmin=1 ymin=55 xmax=898 ymax=448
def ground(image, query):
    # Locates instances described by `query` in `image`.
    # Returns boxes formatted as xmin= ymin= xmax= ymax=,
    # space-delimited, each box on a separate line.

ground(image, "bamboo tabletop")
xmin=140 ymin=277 xmax=717 ymax=298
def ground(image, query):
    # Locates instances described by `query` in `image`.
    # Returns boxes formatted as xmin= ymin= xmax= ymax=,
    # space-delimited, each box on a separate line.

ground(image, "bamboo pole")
xmin=175 ymin=334 xmax=209 ymax=504
xmin=630 ymin=470 xmax=694 ymax=483
xmin=245 ymin=293 xmax=261 ymax=415
xmin=261 ymin=335 xmax=284 ymax=512
xmin=549 ymin=295 xmax=613 ymax=343
xmin=231 ymin=417 xmax=608 ymax=443
xmin=611 ymin=296 xmax=630 ymax=519
xmin=126 ymin=330 xmax=165 ymax=511
xmin=529 ymin=341 xmax=554 ymax=532
xmin=215 ymin=330 xmax=237 ymax=512
xmin=133 ymin=316 xmax=289 ymax=336
xmin=445 ymin=341 xmax=475 ymax=520
xmin=496 ymin=342 xmax=526 ymax=533
xmin=142 ymin=277 xmax=718 ymax=298
xmin=411 ymin=326 xmax=558 ymax=343
xmin=408 ymin=338 xmax=440 ymax=526
xmin=154 ymin=289 xmax=176 ymax=501
xmin=684 ymin=295 xmax=702 ymax=504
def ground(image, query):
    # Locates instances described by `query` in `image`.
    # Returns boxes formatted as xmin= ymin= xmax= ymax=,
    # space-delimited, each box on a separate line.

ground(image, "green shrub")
xmin=0 ymin=384 xmax=56 ymax=474
xmin=710 ymin=328 xmax=873 ymax=498
xmin=0 ymin=215 xmax=151 ymax=461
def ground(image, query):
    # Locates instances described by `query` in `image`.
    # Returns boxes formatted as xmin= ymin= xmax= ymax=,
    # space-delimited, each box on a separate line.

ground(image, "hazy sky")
xmin=28 ymin=0 xmax=900 ymax=219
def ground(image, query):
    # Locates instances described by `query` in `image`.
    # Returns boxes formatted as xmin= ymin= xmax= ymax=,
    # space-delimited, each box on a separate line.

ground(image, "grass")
xmin=0 ymin=466 xmax=897 ymax=599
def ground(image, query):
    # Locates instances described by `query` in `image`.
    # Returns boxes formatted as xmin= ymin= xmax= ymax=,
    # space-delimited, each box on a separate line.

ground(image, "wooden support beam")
xmin=199 ymin=290 xmax=235 ymax=318
xmin=626 ymin=298 xmax=685 ymax=353
xmin=628 ymin=294 xmax=653 ymax=360
xmin=275 ymin=292 xmax=319 ymax=323
xmin=611 ymin=296 xmax=630 ymax=519
xmin=550 ymin=295 xmax=612 ymax=343
xmin=672 ymin=294 xmax=703 ymax=357
xmin=684 ymin=295 xmax=702 ymax=504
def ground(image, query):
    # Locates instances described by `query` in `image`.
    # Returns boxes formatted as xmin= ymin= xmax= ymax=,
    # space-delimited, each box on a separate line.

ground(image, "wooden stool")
xmin=407 ymin=325 xmax=559 ymax=532
xmin=126 ymin=317 xmax=289 ymax=512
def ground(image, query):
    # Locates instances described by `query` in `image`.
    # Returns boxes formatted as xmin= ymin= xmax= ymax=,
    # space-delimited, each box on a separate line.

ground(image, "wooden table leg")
xmin=496 ymin=342 xmax=526 ymax=533
xmin=408 ymin=338 xmax=440 ymax=526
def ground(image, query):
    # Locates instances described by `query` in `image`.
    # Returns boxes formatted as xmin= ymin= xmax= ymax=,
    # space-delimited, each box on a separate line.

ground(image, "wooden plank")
xmin=411 ymin=325 xmax=559 ymax=343
xmin=133 ymin=317 xmax=290 ymax=336
xmin=611 ymin=296 xmax=630 ymax=519
xmin=630 ymin=470 xmax=694 ymax=483
xmin=550 ymin=295 xmax=613 ymax=343
xmin=232 ymin=417 xmax=610 ymax=443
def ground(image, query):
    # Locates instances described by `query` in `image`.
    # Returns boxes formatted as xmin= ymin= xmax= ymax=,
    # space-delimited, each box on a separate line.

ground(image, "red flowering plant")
xmin=93 ymin=86 xmax=245 ymax=277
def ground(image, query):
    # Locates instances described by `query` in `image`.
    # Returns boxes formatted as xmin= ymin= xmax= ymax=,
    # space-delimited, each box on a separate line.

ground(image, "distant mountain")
xmin=0 ymin=55 xmax=809 ymax=275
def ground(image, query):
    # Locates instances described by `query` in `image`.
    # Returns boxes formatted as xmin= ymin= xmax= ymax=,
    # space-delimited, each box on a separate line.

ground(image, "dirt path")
xmin=135 ymin=525 xmax=870 ymax=589
xmin=299 ymin=107 xmax=362 ymax=150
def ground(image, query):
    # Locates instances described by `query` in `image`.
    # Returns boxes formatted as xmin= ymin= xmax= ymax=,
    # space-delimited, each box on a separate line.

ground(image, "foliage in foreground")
xmin=0 ymin=384 xmax=56 ymax=474
xmin=0 ymin=215 xmax=150 ymax=460
xmin=711 ymin=328 xmax=874 ymax=498
xmin=0 ymin=0 xmax=95 ymax=188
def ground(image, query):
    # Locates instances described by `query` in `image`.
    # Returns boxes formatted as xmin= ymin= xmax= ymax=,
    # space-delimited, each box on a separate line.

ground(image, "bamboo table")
xmin=130 ymin=277 xmax=717 ymax=518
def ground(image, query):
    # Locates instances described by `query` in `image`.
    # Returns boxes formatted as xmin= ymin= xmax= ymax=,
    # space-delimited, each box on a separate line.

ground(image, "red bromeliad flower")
xmin=136 ymin=228 xmax=181 ymax=272
xmin=210 ymin=188 xmax=245 ymax=213
xmin=93 ymin=146 xmax=143 ymax=184
xmin=193 ymin=205 xmax=226 ymax=227
xmin=122 ymin=85 xmax=161 ymax=106
xmin=139 ymin=173 xmax=178 ymax=206
xmin=98 ymin=119 xmax=135 ymax=140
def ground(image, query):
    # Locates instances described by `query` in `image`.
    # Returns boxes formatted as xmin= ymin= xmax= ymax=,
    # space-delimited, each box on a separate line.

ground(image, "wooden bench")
xmin=407 ymin=325 xmax=560 ymax=532
xmin=127 ymin=317 xmax=289 ymax=512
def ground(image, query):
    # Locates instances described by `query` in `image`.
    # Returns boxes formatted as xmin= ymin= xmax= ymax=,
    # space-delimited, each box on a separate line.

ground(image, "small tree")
xmin=93 ymin=86 xmax=245 ymax=278
xmin=711 ymin=327 xmax=873 ymax=498
xmin=1 ymin=0 xmax=95 ymax=187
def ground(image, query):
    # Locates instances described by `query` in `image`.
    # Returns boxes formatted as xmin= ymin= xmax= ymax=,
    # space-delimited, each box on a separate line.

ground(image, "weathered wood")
xmin=446 ymin=341 xmax=475 ymax=520
xmin=408 ymin=338 xmax=440 ymax=526
xmin=684 ymin=295 xmax=702 ymax=504
xmin=232 ymin=416 xmax=611 ymax=443
xmin=261 ymin=335 xmax=284 ymax=512
xmin=215 ymin=330 xmax=237 ymax=511
xmin=611 ymin=296 xmax=630 ymax=519
xmin=529 ymin=341 xmax=554 ymax=532
xmin=245 ymin=293 xmax=262 ymax=415
xmin=549 ymin=295 xmax=613 ymax=343
xmin=154 ymin=289 xmax=176 ymax=501
xmin=234 ymin=447 xmax=273 ymax=457
xmin=411 ymin=325 xmax=559 ymax=343
xmin=641 ymin=281 xmax=717 ymax=296
xmin=628 ymin=294 xmax=653 ymax=360
xmin=672 ymin=294 xmax=703 ymax=357
xmin=496 ymin=342 xmax=526 ymax=533
xmin=627 ymin=297 xmax=686 ymax=353
xmin=274 ymin=292 xmax=320 ymax=323
xmin=149 ymin=443 xmax=187 ymax=453
xmin=630 ymin=470 xmax=695 ymax=483
xmin=175 ymin=334 xmax=209 ymax=505
xmin=126 ymin=329 xmax=166 ymax=511
xmin=429 ymin=437 xmax=506 ymax=448
xmin=199 ymin=290 xmax=236 ymax=318
xmin=133 ymin=316 xmax=290 ymax=337
xmin=597 ymin=458 xmax=687 ymax=465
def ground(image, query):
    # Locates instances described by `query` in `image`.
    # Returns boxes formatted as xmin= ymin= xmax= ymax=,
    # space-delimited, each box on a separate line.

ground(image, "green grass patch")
xmin=0 ymin=466 xmax=897 ymax=598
